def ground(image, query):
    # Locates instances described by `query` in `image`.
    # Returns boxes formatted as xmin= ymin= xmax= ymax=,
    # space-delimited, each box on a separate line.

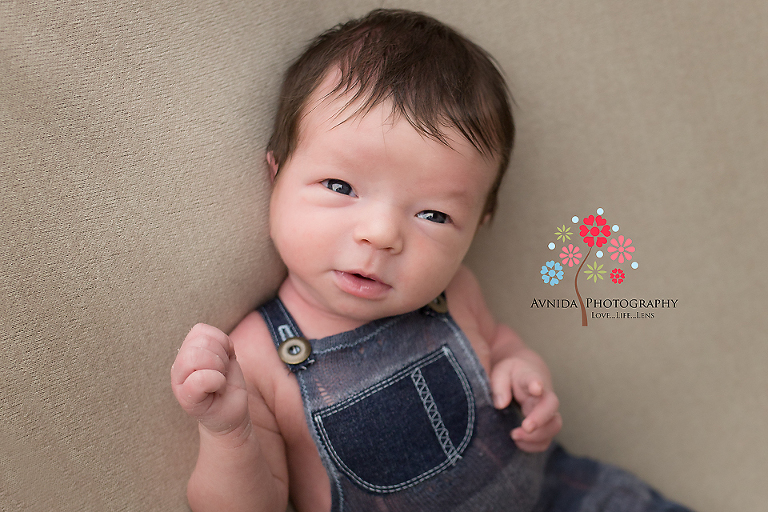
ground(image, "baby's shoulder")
xmin=446 ymin=264 xmax=483 ymax=295
xmin=229 ymin=309 xmax=278 ymax=373
xmin=445 ymin=264 xmax=489 ymax=317
xmin=229 ymin=309 xmax=328 ymax=499
xmin=445 ymin=266 xmax=497 ymax=367
xmin=229 ymin=310 xmax=305 ymax=424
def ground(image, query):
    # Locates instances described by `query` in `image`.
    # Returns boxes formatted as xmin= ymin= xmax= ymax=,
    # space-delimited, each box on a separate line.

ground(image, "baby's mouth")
xmin=345 ymin=270 xmax=384 ymax=283
xmin=334 ymin=270 xmax=391 ymax=299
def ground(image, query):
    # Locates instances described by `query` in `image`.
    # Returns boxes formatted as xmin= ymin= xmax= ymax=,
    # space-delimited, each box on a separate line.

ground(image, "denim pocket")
xmin=312 ymin=345 xmax=475 ymax=494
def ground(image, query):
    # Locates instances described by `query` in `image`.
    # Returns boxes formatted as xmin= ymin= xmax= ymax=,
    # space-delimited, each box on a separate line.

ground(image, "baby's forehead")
xmin=298 ymin=71 xmax=492 ymax=163
xmin=299 ymin=70 xmax=387 ymax=131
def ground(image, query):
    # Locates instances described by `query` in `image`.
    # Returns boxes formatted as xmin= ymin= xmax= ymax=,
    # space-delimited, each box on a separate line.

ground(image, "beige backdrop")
xmin=2 ymin=1 xmax=766 ymax=511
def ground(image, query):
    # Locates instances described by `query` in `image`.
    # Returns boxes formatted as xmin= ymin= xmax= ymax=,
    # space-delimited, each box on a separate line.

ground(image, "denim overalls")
xmin=258 ymin=296 xmax=694 ymax=512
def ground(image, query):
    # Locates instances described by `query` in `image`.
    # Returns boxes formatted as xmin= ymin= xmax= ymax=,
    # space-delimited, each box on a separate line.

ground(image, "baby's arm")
xmin=487 ymin=323 xmax=562 ymax=452
xmin=446 ymin=266 xmax=562 ymax=453
xmin=171 ymin=324 xmax=289 ymax=512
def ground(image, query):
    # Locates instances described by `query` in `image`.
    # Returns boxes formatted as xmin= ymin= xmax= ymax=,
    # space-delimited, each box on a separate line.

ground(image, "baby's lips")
xmin=334 ymin=270 xmax=392 ymax=299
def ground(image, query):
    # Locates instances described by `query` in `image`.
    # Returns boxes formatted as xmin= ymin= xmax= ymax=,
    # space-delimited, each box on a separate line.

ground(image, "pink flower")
xmin=559 ymin=244 xmax=582 ymax=267
xmin=579 ymin=215 xmax=611 ymax=247
xmin=610 ymin=268 xmax=625 ymax=284
xmin=607 ymin=235 xmax=635 ymax=263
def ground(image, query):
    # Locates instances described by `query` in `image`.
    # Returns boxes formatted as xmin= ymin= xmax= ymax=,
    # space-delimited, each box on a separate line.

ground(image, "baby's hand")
xmin=490 ymin=358 xmax=562 ymax=453
xmin=171 ymin=323 xmax=250 ymax=436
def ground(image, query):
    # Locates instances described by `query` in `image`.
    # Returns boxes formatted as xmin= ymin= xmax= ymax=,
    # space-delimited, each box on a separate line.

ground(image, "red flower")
xmin=610 ymin=268 xmax=625 ymax=284
xmin=580 ymin=215 xmax=611 ymax=247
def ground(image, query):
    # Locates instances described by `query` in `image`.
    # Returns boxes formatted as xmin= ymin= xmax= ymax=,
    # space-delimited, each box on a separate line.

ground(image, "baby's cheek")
xmin=280 ymin=227 xmax=325 ymax=266
xmin=409 ymin=254 xmax=461 ymax=301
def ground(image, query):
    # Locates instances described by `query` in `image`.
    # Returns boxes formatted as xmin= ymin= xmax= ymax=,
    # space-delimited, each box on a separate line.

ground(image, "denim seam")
xmin=411 ymin=367 xmax=460 ymax=464
xmin=277 ymin=324 xmax=296 ymax=342
xmin=260 ymin=300 xmax=302 ymax=347
xmin=260 ymin=308 xmax=279 ymax=346
xmin=312 ymin=346 xmax=474 ymax=493
xmin=442 ymin=346 xmax=476 ymax=455
xmin=316 ymin=348 xmax=447 ymax=414
xmin=276 ymin=300 xmax=303 ymax=338
xmin=440 ymin=315 xmax=492 ymax=403
xmin=298 ymin=371 xmax=345 ymax=511
xmin=313 ymin=317 xmax=403 ymax=355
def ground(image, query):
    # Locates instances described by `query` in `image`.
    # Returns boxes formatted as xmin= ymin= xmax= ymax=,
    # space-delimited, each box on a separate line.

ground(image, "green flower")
xmin=555 ymin=225 xmax=572 ymax=242
xmin=584 ymin=262 xmax=607 ymax=283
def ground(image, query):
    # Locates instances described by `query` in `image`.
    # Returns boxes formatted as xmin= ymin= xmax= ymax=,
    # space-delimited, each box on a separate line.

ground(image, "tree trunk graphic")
xmin=574 ymin=246 xmax=593 ymax=326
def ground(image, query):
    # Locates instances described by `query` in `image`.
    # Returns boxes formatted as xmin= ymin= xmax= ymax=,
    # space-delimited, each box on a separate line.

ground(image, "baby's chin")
xmin=331 ymin=293 xmax=441 ymax=323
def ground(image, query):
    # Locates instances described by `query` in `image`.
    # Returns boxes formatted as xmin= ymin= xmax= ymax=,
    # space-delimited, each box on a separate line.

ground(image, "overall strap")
xmin=258 ymin=297 xmax=315 ymax=372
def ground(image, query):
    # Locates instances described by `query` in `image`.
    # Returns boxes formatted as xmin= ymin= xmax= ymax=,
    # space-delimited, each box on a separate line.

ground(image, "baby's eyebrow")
xmin=427 ymin=188 xmax=478 ymax=212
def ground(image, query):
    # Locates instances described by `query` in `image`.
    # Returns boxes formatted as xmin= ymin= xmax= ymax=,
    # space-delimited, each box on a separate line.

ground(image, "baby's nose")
xmin=354 ymin=206 xmax=403 ymax=253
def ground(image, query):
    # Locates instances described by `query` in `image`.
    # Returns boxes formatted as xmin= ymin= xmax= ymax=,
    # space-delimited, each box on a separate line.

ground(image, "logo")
xmin=533 ymin=207 xmax=677 ymax=326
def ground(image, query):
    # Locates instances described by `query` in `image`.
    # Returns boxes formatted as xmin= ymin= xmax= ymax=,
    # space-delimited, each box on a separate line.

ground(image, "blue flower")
xmin=541 ymin=260 xmax=564 ymax=286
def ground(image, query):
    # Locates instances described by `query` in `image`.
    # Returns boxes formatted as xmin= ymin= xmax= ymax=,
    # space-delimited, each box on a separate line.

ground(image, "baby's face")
xmin=269 ymin=80 xmax=497 ymax=327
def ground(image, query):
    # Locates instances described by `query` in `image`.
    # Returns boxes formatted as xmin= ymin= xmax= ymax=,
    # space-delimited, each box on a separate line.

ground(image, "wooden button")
xmin=428 ymin=294 xmax=448 ymax=313
xmin=277 ymin=337 xmax=312 ymax=365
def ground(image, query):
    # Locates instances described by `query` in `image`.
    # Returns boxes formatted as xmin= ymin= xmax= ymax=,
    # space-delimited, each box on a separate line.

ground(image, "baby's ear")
xmin=266 ymin=151 xmax=279 ymax=183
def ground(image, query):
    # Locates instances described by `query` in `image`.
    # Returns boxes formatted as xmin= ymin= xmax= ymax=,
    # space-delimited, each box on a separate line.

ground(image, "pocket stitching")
xmin=411 ymin=367 xmax=460 ymax=464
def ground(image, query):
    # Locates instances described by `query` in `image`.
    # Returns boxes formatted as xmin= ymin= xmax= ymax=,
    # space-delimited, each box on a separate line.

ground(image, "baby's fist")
xmin=171 ymin=324 xmax=249 ymax=435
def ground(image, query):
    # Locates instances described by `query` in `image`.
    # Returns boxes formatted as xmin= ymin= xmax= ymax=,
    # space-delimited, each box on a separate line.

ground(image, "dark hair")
xmin=266 ymin=8 xmax=514 ymax=219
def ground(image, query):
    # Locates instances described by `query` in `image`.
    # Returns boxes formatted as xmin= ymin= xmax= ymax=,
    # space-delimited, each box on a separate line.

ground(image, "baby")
xmin=172 ymin=9 xmax=693 ymax=512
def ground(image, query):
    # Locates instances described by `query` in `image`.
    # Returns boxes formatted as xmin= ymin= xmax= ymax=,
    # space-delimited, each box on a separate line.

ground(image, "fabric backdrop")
xmin=2 ymin=1 xmax=766 ymax=510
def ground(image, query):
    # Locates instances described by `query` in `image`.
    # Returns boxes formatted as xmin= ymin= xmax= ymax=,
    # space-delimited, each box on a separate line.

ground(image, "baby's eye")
xmin=416 ymin=210 xmax=450 ymax=224
xmin=321 ymin=179 xmax=355 ymax=196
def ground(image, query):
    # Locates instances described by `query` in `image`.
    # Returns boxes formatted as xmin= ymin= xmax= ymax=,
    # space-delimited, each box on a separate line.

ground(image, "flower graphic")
xmin=583 ymin=262 xmax=607 ymax=283
xmin=607 ymin=235 xmax=635 ymax=263
xmin=579 ymin=215 xmax=611 ymax=247
xmin=537 ymin=208 xmax=641 ymax=326
xmin=541 ymin=261 xmax=564 ymax=286
xmin=555 ymin=225 xmax=572 ymax=242
xmin=559 ymin=244 xmax=582 ymax=267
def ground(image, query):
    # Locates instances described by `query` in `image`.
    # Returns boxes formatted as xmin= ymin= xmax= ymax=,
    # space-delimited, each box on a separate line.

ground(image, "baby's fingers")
xmin=172 ymin=325 xmax=231 ymax=381
xmin=512 ymin=412 xmax=562 ymax=452
xmin=489 ymin=359 xmax=516 ymax=409
xmin=520 ymin=392 xmax=560 ymax=434
xmin=526 ymin=380 xmax=543 ymax=397
xmin=171 ymin=324 xmax=235 ymax=411
xmin=177 ymin=369 xmax=227 ymax=410
xmin=511 ymin=371 xmax=545 ymax=405
xmin=187 ymin=368 xmax=227 ymax=394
